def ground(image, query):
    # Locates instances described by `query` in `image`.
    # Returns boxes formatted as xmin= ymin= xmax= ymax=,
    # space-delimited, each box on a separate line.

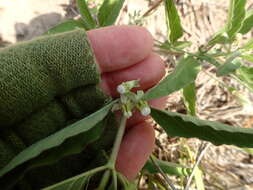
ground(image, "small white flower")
xmin=141 ymin=106 xmax=151 ymax=116
xmin=117 ymin=85 xmax=126 ymax=94
xmin=124 ymin=111 xmax=132 ymax=118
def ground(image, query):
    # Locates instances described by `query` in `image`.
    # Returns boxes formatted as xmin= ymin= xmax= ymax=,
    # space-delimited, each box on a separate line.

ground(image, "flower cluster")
xmin=113 ymin=80 xmax=151 ymax=118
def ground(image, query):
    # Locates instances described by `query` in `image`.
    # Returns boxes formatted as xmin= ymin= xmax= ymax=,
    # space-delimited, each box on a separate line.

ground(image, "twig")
xmin=150 ymin=155 xmax=177 ymax=190
xmin=142 ymin=0 xmax=163 ymax=17
xmin=98 ymin=170 xmax=111 ymax=189
xmin=108 ymin=115 xmax=127 ymax=167
xmin=184 ymin=142 xmax=211 ymax=190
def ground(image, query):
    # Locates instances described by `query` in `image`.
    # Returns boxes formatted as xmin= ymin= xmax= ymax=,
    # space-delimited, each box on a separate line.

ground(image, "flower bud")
xmin=124 ymin=111 xmax=132 ymax=118
xmin=137 ymin=100 xmax=151 ymax=116
xmin=141 ymin=106 xmax=151 ymax=116
xmin=117 ymin=80 xmax=140 ymax=94
xmin=117 ymin=84 xmax=126 ymax=94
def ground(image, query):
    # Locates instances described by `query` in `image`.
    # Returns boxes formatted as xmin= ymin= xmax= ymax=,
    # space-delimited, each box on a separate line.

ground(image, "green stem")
xmin=97 ymin=170 xmax=111 ymax=189
xmin=96 ymin=114 xmax=127 ymax=189
xmin=107 ymin=115 xmax=127 ymax=168
xmin=112 ymin=170 xmax=118 ymax=190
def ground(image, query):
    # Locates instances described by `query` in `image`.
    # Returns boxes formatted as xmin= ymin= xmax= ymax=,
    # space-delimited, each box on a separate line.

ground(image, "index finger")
xmin=87 ymin=25 xmax=154 ymax=73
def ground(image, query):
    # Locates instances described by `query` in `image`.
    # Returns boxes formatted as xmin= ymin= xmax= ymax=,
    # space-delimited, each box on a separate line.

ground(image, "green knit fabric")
xmin=0 ymin=29 xmax=110 ymax=189
xmin=0 ymin=29 xmax=100 ymax=127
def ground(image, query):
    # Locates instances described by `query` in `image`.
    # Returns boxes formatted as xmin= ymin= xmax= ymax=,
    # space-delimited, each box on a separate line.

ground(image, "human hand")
xmin=87 ymin=25 xmax=167 ymax=180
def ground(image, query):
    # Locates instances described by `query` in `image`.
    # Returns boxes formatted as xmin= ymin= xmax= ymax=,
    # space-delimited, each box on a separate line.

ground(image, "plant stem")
xmin=184 ymin=143 xmax=211 ymax=190
xmin=107 ymin=115 xmax=127 ymax=168
xmin=98 ymin=170 xmax=111 ymax=189
xmin=150 ymin=155 xmax=177 ymax=190
xmin=112 ymin=170 xmax=118 ymax=190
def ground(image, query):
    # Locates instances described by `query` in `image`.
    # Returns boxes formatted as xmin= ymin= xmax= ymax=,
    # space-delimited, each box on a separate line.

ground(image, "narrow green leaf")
xmin=143 ymin=56 xmax=200 ymax=100
xmin=207 ymin=29 xmax=232 ymax=46
xmin=239 ymin=9 xmax=253 ymax=34
xmin=226 ymin=0 xmax=246 ymax=38
xmin=199 ymin=55 xmax=221 ymax=67
xmin=217 ymin=58 xmax=242 ymax=76
xmin=0 ymin=101 xmax=115 ymax=178
xmin=98 ymin=0 xmax=125 ymax=26
xmin=151 ymin=107 xmax=253 ymax=148
xmin=117 ymin=172 xmax=137 ymax=190
xmin=77 ymin=0 xmax=97 ymax=29
xmin=45 ymin=19 xmax=87 ymax=35
xmin=174 ymin=41 xmax=192 ymax=49
xmin=241 ymin=38 xmax=253 ymax=51
xmin=237 ymin=66 xmax=253 ymax=91
xmin=159 ymin=41 xmax=191 ymax=53
xmin=143 ymin=158 xmax=192 ymax=177
xmin=243 ymin=148 xmax=253 ymax=155
xmin=183 ymin=82 xmax=197 ymax=116
xmin=241 ymin=55 xmax=253 ymax=63
xmin=30 ymin=120 xmax=106 ymax=167
xmin=164 ymin=0 xmax=183 ymax=43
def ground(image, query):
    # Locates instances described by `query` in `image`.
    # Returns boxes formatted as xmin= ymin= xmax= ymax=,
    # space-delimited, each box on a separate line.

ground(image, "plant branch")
xmin=108 ymin=114 xmax=127 ymax=168
xmin=184 ymin=142 xmax=211 ymax=190
xmin=98 ymin=170 xmax=111 ymax=189
xmin=150 ymin=155 xmax=177 ymax=190
xmin=112 ymin=170 xmax=118 ymax=190
xmin=142 ymin=0 xmax=163 ymax=17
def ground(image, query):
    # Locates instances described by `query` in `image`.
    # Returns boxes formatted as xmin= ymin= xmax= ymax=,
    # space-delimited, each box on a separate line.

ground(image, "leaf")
xmin=77 ymin=0 xmax=97 ymax=29
xmin=199 ymin=54 xmax=221 ymax=67
xmin=117 ymin=172 xmax=137 ymax=190
xmin=241 ymin=38 xmax=253 ymax=51
xmin=243 ymin=148 xmax=253 ymax=155
xmin=216 ymin=58 xmax=242 ymax=76
xmin=45 ymin=19 xmax=87 ymax=35
xmin=30 ymin=119 xmax=106 ymax=168
xmin=98 ymin=0 xmax=125 ymax=26
xmin=241 ymin=55 xmax=253 ymax=63
xmin=237 ymin=66 xmax=253 ymax=91
xmin=151 ymin=107 xmax=253 ymax=148
xmin=183 ymin=82 xmax=197 ymax=116
xmin=159 ymin=41 xmax=191 ymax=52
xmin=0 ymin=120 xmax=108 ymax=190
xmin=207 ymin=30 xmax=232 ymax=46
xmin=174 ymin=41 xmax=192 ymax=49
xmin=164 ymin=0 xmax=183 ymax=43
xmin=143 ymin=56 xmax=200 ymax=100
xmin=226 ymin=0 xmax=246 ymax=38
xmin=239 ymin=9 xmax=253 ymax=34
xmin=0 ymin=101 xmax=115 ymax=178
xmin=143 ymin=158 xmax=191 ymax=177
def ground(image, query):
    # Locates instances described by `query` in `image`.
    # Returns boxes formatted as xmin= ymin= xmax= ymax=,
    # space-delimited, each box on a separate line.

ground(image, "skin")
xmin=87 ymin=25 xmax=167 ymax=180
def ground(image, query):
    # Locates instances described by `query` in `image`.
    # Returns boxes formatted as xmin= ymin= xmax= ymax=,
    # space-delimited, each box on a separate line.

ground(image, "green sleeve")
xmin=0 ymin=29 xmax=104 ymax=127
xmin=0 ymin=30 xmax=110 ymax=170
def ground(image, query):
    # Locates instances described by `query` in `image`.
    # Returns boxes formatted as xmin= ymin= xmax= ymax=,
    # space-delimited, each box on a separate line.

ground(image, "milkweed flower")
xmin=117 ymin=84 xmax=126 ymax=94
xmin=137 ymin=100 xmax=151 ymax=116
xmin=140 ymin=106 xmax=151 ymax=116
xmin=116 ymin=80 xmax=140 ymax=94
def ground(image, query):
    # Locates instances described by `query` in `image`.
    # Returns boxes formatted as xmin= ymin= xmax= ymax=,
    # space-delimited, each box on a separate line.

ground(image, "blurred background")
xmin=0 ymin=0 xmax=253 ymax=189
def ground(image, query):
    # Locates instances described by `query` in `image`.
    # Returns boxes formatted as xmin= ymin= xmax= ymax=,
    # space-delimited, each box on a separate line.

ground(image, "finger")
xmin=116 ymin=121 xmax=155 ymax=180
xmin=100 ymin=53 xmax=165 ymax=97
xmin=87 ymin=25 xmax=153 ymax=73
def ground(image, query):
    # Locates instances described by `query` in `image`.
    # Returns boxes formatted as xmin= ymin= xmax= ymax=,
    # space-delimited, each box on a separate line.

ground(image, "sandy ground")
xmin=0 ymin=0 xmax=69 ymax=42
xmin=1 ymin=0 xmax=253 ymax=189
